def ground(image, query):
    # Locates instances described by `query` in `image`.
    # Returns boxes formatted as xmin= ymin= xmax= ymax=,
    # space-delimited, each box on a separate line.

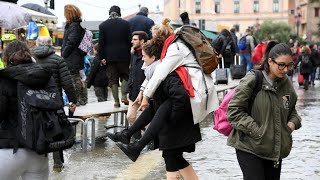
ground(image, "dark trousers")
xmin=127 ymin=100 xmax=171 ymax=146
xmin=236 ymin=149 xmax=282 ymax=180
xmin=94 ymin=86 xmax=108 ymax=102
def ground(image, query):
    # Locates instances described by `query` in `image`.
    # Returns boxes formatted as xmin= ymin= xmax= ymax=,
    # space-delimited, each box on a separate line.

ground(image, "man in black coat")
xmin=126 ymin=31 xmax=148 ymax=140
xmin=98 ymin=5 xmax=131 ymax=107
xmin=128 ymin=7 xmax=154 ymax=39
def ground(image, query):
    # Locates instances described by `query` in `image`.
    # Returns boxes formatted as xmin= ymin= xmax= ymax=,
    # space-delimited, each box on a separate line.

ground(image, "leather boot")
xmin=106 ymin=129 xmax=130 ymax=144
xmin=116 ymin=141 xmax=144 ymax=162
xmin=111 ymin=84 xmax=120 ymax=107
xmin=120 ymin=80 xmax=129 ymax=105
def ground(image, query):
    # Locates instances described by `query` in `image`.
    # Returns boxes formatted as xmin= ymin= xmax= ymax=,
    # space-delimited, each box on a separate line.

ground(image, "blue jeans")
xmin=240 ymin=53 xmax=253 ymax=72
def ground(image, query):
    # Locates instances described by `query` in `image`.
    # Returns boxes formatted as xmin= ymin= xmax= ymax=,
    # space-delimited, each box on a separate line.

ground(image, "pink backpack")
xmin=213 ymin=88 xmax=236 ymax=136
xmin=213 ymin=70 xmax=263 ymax=136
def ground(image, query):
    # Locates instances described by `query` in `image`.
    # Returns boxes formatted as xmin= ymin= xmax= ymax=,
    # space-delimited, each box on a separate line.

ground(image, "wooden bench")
xmin=64 ymin=101 xmax=128 ymax=152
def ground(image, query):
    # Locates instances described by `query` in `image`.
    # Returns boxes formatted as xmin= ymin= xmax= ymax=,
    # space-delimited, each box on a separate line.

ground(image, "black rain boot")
xmin=132 ymin=131 xmax=142 ymax=142
xmin=106 ymin=129 xmax=131 ymax=144
xmin=116 ymin=141 xmax=144 ymax=162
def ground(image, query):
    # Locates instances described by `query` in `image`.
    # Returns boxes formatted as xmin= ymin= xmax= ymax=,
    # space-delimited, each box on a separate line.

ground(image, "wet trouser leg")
xmin=236 ymin=149 xmax=282 ymax=180
xmin=137 ymin=100 xmax=172 ymax=146
xmin=53 ymin=151 xmax=63 ymax=166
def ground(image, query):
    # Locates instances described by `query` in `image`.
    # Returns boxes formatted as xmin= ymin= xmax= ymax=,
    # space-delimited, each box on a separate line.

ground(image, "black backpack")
xmin=16 ymin=77 xmax=75 ymax=154
xmin=300 ymin=55 xmax=311 ymax=68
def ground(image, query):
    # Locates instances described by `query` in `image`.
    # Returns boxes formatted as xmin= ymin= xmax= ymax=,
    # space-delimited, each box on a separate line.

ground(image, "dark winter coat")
xmin=296 ymin=53 xmax=315 ymax=75
xmin=311 ymin=48 xmax=320 ymax=67
xmin=152 ymin=72 xmax=201 ymax=150
xmin=87 ymin=55 xmax=109 ymax=88
xmin=61 ymin=19 xmax=84 ymax=72
xmin=128 ymin=50 xmax=145 ymax=101
xmin=98 ymin=18 xmax=131 ymax=63
xmin=0 ymin=63 xmax=52 ymax=149
xmin=128 ymin=12 xmax=155 ymax=39
xmin=212 ymin=34 xmax=236 ymax=63
xmin=32 ymin=46 xmax=77 ymax=104
xmin=230 ymin=31 xmax=239 ymax=53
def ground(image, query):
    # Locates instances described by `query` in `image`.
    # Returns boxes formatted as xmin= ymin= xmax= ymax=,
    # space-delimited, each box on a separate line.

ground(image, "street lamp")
xmin=294 ymin=7 xmax=302 ymax=39
xmin=43 ymin=0 xmax=48 ymax=9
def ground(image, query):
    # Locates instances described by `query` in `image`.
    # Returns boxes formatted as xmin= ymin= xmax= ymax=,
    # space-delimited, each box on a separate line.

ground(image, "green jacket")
xmin=227 ymin=71 xmax=302 ymax=161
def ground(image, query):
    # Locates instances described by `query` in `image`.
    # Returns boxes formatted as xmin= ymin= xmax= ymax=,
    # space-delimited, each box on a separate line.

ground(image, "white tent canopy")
xmin=22 ymin=7 xmax=58 ymax=24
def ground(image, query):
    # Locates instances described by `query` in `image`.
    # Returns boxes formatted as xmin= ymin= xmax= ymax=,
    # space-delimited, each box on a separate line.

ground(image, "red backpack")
xmin=213 ymin=70 xmax=263 ymax=136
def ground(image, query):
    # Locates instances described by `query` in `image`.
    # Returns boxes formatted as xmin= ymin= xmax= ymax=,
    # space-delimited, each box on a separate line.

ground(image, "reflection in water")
xmin=49 ymin=84 xmax=320 ymax=179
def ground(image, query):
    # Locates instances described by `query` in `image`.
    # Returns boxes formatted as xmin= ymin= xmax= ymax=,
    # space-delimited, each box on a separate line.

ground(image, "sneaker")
xmin=116 ymin=142 xmax=142 ymax=162
xmin=53 ymin=165 xmax=64 ymax=173
xmin=106 ymin=130 xmax=130 ymax=144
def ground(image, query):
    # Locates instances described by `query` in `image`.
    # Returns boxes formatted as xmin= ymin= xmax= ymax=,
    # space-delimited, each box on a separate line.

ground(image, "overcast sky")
xmin=17 ymin=0 xmax=164 ymax=26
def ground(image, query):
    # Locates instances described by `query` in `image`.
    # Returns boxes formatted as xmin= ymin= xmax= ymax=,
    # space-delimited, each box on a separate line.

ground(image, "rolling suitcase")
xmin=215 ymin=57 xmax=228 ymax=85
xmin=230 ymin=55 xmax=246 ymax=79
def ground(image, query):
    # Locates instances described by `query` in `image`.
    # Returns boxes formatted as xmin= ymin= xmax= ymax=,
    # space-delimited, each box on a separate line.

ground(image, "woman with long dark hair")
xmin=227 ymin=41 xmax=302 ymax=180
xmin=0 ymin=40 xmax=51 ymax=179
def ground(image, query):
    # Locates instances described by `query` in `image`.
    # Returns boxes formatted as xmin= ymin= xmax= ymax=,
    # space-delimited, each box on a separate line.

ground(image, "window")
xmin=290 ymin=9 xmax=295 ymax=15
xmin=214 ymin=1 xmax=221 ymax=14
xmin=234 ymin=0 xmax=240 ymax=13
xmin=315 ymin=7 xmax=319 ymax=17
xmin=253 ymin=0 xmax=259 ymax=13
xmin=195 ymin=0 xmax=201 ymax=14
xmin=273 ymin=0 xmax=279 ymax=12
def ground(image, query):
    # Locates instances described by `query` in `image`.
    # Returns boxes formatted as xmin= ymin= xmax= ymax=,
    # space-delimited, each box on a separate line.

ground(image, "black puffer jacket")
xmin=87 ymin=55 xmax=109 ymax=88
xmin=32 ymin=46 xmax=77 ymax=104
xmin=61 ymin=19 xmax=84 ymax=72
xmin=152 ymin=72 xmax=201 ymax=150
xmin=128 ymin=50 xmax=145 ymax=101
xmin=0 ymin=63 xmax=51 ymax=148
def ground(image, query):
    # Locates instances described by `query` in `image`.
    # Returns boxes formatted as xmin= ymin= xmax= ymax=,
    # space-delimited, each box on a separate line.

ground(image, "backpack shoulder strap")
xmin=252 ymin=70 xmax=263 ymax=99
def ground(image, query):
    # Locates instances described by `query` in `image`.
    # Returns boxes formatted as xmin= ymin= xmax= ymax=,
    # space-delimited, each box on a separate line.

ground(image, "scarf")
xmin=161 ymin=34 xmax=195 ymax=97
xmin=109 ymin=12 xmax=120 ymax=19
xmin=142 ymin=60 xmax=161 ymax=80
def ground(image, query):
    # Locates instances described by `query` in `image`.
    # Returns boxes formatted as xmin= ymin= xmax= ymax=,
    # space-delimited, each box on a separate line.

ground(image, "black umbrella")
xmin=21 ymin=3 xmax=55 ymax=16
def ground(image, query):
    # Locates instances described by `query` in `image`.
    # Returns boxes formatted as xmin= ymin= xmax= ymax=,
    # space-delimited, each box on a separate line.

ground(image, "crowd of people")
xmin=3 ymin=3 xmax=320 ymax=180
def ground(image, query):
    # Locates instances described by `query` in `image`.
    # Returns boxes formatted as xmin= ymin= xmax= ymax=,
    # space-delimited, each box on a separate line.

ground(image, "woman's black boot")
xmin=106 ymin=129 xmax=131 ymax=144
xmin=116 ymin=141 xmax=144 ymax=162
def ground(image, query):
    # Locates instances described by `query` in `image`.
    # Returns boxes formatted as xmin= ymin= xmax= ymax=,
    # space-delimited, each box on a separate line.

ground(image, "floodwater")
xmin=49 ymin=81 xmax=320 ymax=180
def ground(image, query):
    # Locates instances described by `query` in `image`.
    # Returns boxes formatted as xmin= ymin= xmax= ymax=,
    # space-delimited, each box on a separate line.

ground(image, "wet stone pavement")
xmin=49 ymin=80 xmax=320 ymax=180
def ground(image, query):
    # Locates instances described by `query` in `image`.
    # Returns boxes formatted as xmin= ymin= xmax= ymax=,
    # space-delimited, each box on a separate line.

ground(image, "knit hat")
xmin=179 ymin=12 xmax=189 ymax=20
xmin=109 ymin=5 xmax=121 ymax=16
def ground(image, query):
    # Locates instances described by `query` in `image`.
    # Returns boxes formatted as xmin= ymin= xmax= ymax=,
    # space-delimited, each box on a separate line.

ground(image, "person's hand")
xmin=137 ymin=96 xmax=149 ymax=112
xmin=130 ymin=46 xmax=135 ymax=54
xmin=132 ymin=91 xmax=143 ymax=106
xmin=101 ymin=59 xmax=107 ymax=65
xmin=69 ymin=104 xmax=76 ymax=113
xmin=287 ymin=121 xmax=295 ymax=132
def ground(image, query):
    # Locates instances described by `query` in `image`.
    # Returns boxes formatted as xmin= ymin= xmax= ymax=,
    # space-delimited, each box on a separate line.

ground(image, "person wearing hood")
xmin=128 ymin=6 xmax=155 ymax=39
xmin=32 ymin=36 xmax=77 ymax=172
xmin=98 ymin=5 xmax=131 ymax=108
xmin=61 ymin=4 xmax=84 ymax=106
xmin=0 ymin=40 xmax=51 ymax=179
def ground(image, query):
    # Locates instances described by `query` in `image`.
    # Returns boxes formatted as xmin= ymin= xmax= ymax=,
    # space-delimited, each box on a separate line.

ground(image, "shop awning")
xmin=200 ymin=30 xmax=218 ymax=40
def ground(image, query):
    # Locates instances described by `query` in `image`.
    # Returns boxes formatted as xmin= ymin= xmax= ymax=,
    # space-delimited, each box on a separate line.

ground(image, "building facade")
xmin=163 ymin=0 xmax=319 ymax=41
